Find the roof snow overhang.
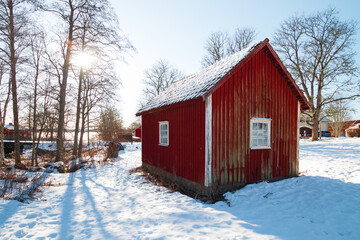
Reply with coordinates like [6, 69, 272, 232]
[137, 38, 310, 116]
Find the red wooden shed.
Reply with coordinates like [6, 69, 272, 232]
[136, 39, 310, 195]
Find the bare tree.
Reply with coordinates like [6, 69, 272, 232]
[202, 31, 229, 67]
[202, 27, 256, 67]
[97, 106, 124, 142]
[28, 29, 45, 166]
[128, 118, 141, 132]
[325, 98, 353, 137]
[273, 8, 359, 141]
[76, 62, 119, 156]
[39, 0, 102, 162]
[0, 0, 31, 167]
[228, 27, 256, 54]
[40, 0, 134, 161]
[0, 61, 11, 165]
[142, 59, 184, 104]
[33, 77, 53, 164]
[71, 2, 134, 157]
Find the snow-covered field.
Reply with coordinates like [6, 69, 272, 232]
[1, 138, 360, 239]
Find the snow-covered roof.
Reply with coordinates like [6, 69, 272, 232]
[5, 125, 14, 130]
[5, 124, 27, 130]
[137, 42, 261, 115]
[321, 116, 331, 122]
[137, 39, 310, 115]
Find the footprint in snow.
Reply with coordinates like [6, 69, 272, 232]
[15, 229, 27, 238]
[28, 222, 36, 228]
[48, 233, 57, 238]
[25, 213, 41, 219]
[192, 224, 201, 229]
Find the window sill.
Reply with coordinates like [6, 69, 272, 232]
[250, 147, 271, 150]
[159, 144, 169, 147]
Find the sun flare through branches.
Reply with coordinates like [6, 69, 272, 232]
[72, 51, 96, 69]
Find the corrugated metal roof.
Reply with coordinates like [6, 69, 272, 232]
[137, 42, 260, 115]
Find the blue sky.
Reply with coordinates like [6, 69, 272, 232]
[110, 0, 360, 126]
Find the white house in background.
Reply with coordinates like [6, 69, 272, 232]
[319, 116, 331, 132]
[299, 114, 331, 137]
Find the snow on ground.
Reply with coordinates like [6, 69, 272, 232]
[1, 138, 360, 239]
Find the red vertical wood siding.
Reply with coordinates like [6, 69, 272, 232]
[211, 48, 299, 186]
[141, 98, 206, 185]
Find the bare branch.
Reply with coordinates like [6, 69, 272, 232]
[273, 7, 359, 141]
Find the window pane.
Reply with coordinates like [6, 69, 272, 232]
[251, 119, 271, 148]
[159, 122, 169, 145]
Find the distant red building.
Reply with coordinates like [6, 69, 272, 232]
[134, 127, 142, 140]
[3, 123, 31, 140]
[136, 39, 310, 195]
[328, 120, 360, 137]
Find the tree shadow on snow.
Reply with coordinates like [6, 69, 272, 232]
[59, 173, 75, 240]
[0, 171, 50, 232]
[300, 143, 360, 156]
[211, 176, 360, 239]
[58, 170, 115, 239]
[0, 198, 22, 230]
[79, 170, 115, 239]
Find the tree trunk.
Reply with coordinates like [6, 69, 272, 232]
[31, 76, 38, 166]
[87, 113, 90, 146]
[311, 112, 320, 141]
[31, 48, 41, 166]
[28, 95, 31, 132]
[73, 67, 84, 157]
[55, 9, 74, 162]
[55, 82, 66, 161]
[50, 117, 54, 141]
[9, 1, 21, 166]
[34, 128, 44, 167]
[78, 116, 86, 158]
[0, 122, 5, 165]
[77, 99, 87, 158]
[0, 75, 11, 166]
[50, 128, 54, 141]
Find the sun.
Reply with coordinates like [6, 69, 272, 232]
[72, 51, 95, 69]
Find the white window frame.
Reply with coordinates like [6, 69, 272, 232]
[159, 121, 169, 146]
[250, 118, 271, 149]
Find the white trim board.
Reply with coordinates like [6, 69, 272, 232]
[204, 95, 212, 187]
